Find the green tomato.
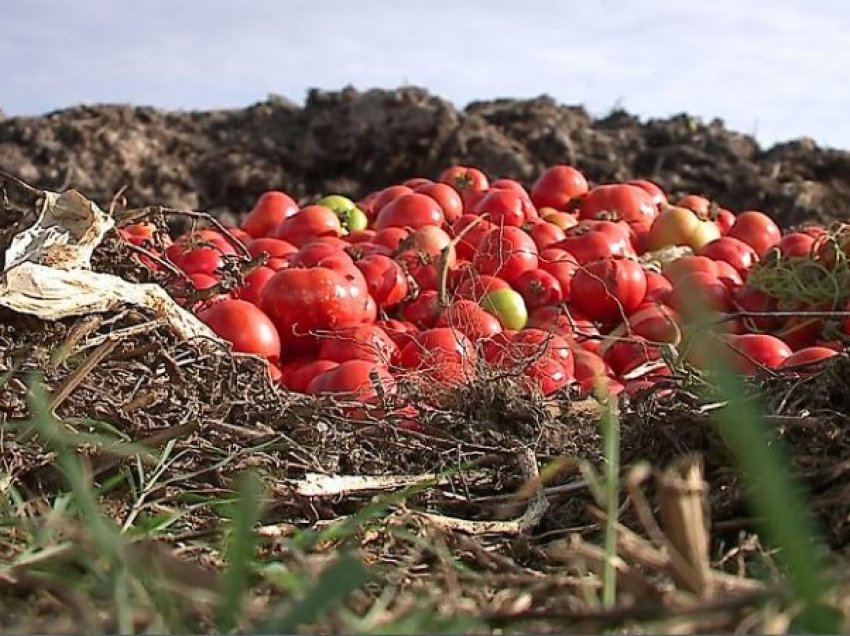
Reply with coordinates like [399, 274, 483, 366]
[480, 289, 528, 331]
[316, 194, 367, 233]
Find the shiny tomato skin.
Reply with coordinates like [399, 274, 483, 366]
[317, 325, 398, 364]
[414, 182, 463, 223]
[677, 194, 711, 216]
[272, 205, 343, 247]
[404, 177, 433, 189]
[355, 254, 409, 310]
[241, 191, 299, 238]
[721, 334, 792, 375]
[398, 328, 476, 371]
[513, 269, 563, 311]
[307, 360, 395, 400]
[373, 185, 414, 213]
[261, 266, 373, 354]
[247, 237, 298, 270]
[401, 290, 443, 329]
[578, 184, 657, 223]
[646, 205, 721, 252]
[570, 257, 648, 324]
[472, 188, 526, 227]
[531, 165, 589, 211]
[779, 346, 838, 371]
[435, 299, 503, 342]
[374, 227, 411, 251]
[234, 265, 277, 306]
[374, 193, 445, 230]
[473, 226, 539, 284]
[527, 220, 567, 251]
[537, 248, 578, 300]
[728, 210, 782, 256]
[698, 237, 759, 276]
[167, 230, 236, 276]
[777, 232, 816, 259]
[451, 214, 496, 261]
[199, 299, 281, 361]
[453, 273, 511, 301]
[524, 356, 571, 395]
[643, 270, 674, 304]
[715, 208, 736, 234]
[627, 179, 668, 210]
[286, 359, 339, 393]
[439, 166, 489, 196]
[670, 272, 731, 319]
[554, 221, 633, 264]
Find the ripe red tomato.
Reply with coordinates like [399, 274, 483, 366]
[272, 205, 343, 247]
[404, 177, 433, 189]
[374, 193, 445, 230]
[733, 285, 780, 332]
[578, 184, 657, 223]
[670, 272, 731, 319]
[234, 265, 276, 306]
[620, 302, 682, 345]
[720, 333, 792, 374]
[526, 305, 599, 347]
[523, 356, 571, 395]
[662, 255, 719, 285]
[573, 348, 612, 393]
[373, 185, 413, 213]
[643, 270, 673, 303]
[472, 188, 526, 227]
[698, 237, 759, 276]
[602, 335, 662, 378]
[166, 230, 236, 276]
[376, 319, 418, 350]
[435, 299, 503, 341]
[199, 299, 281, 361]
[439, 166, 489, 197]
[307, 360, 395, 401]
[527, 220, 566, 251]
[346, 229, 377, 244]
[247, 237, 298, 270]
[317, 325, 398, 364]
[714, 260, 744, 289]
[401, 226, 454, 261]
[401, 290, 443, 328]
[473, 226, 539, 284]
[451, 214, 496, 261]
[531, 165, 589, 211]
[714, 208, 736, 235]
[399, 327, 477, 371]
[570, 257, 648, 324]
[554, 221, 634, 264]
[513, 269, 563, 311]
[677, 194, 710, 216]
[355, 254, 409, 310]
[286, 359, 339, 393]
[415, 182, 463, 223]
[779, 346, 838, 372]
[627, 180, 668, 210]
[537, 248, 578, 300]
[292, 241, 353, 269]
[453, 272, 511, 301]
[728, 211, 781, 256]
[374, 227, 410, 251]
[776, 232, 816, 259]
[261, 266, 373, 354]
[241, 191, 299, 238]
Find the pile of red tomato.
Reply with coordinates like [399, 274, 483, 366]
[120, 164, 850, 405]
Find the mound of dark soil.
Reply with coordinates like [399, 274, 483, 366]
[2, 86, 849, 228]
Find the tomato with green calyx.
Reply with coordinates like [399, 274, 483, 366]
[480, 288, 528, 330]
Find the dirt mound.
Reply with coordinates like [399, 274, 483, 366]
[2, 86, 850, 227]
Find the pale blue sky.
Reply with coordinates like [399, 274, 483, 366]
[3, 0, 850, 149]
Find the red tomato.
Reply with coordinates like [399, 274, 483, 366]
[698, 237, 759, 276]
[602, 336, 662, 378]
[166, 230, 236, 276]
[401, 290, 443, 328]
[399, 327, 477, 371]
[643, 270, 673, 303]
[570, 257, 648, 324]
[524, 356, 571, 395]
[720, 334, 792, 374]
[451, 214, 496, 261]
[490, 178, 529, 195]
[728, 211, 781, 256]
[777, 314, 825, 352]
[415, 182, 463, 223]
[733, 285, 780, 332]
[376, 319, 418, 350]
[473, 227, 539, 284]
[317, 325, 398, 364]
[286, 359, 339, 393]
[714, 208, 736, 235]
[374, 227, 411, 251]
[272, 205, 343, 247]
[714, 260, 744, 289]
[537, 248, 578, 300]
[401, 226, 453, 260]
[404, 177, 433, 189]
[199, 299, 281, 361]
[396, 250, 442, 291]
[662, 255, 718, 285]
[355, 254, 409, 310]
[677, 194, 711, 216]
[670, 272, 731, 319]
[526, 306, 599, 347]
[435, 299, 503, 342]
[241, 191, 299, 238]
[234, 265, 277, 306]
[573, 348, 612, 393]
[347, 242, 392, 259]
[374, 193, 445, 230]
[247, 237, 298, 270]
[453, 272, 511, 301]
[531, 165, 589, 211]
[513, 269, 563, 311]
[554, 221, 634, 264]
[373, 185, 414, 213]
[346, 229, 377, 244]
[619, 302, 682, 345]
[578, 184, 657, 223]
[292, 241, 353, 269]
[627, 179, 668, 210]
[439, 166, 489, 197]
[779, 346, 838, 372]
[307, 360, 395, 401]
[527, 220, 567, 251]
[261, 266, 373, 354]
[776, 232, 816, 259]
[472, 188, 526, 227]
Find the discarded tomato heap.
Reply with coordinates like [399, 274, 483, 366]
[125, 165, 849, 405]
